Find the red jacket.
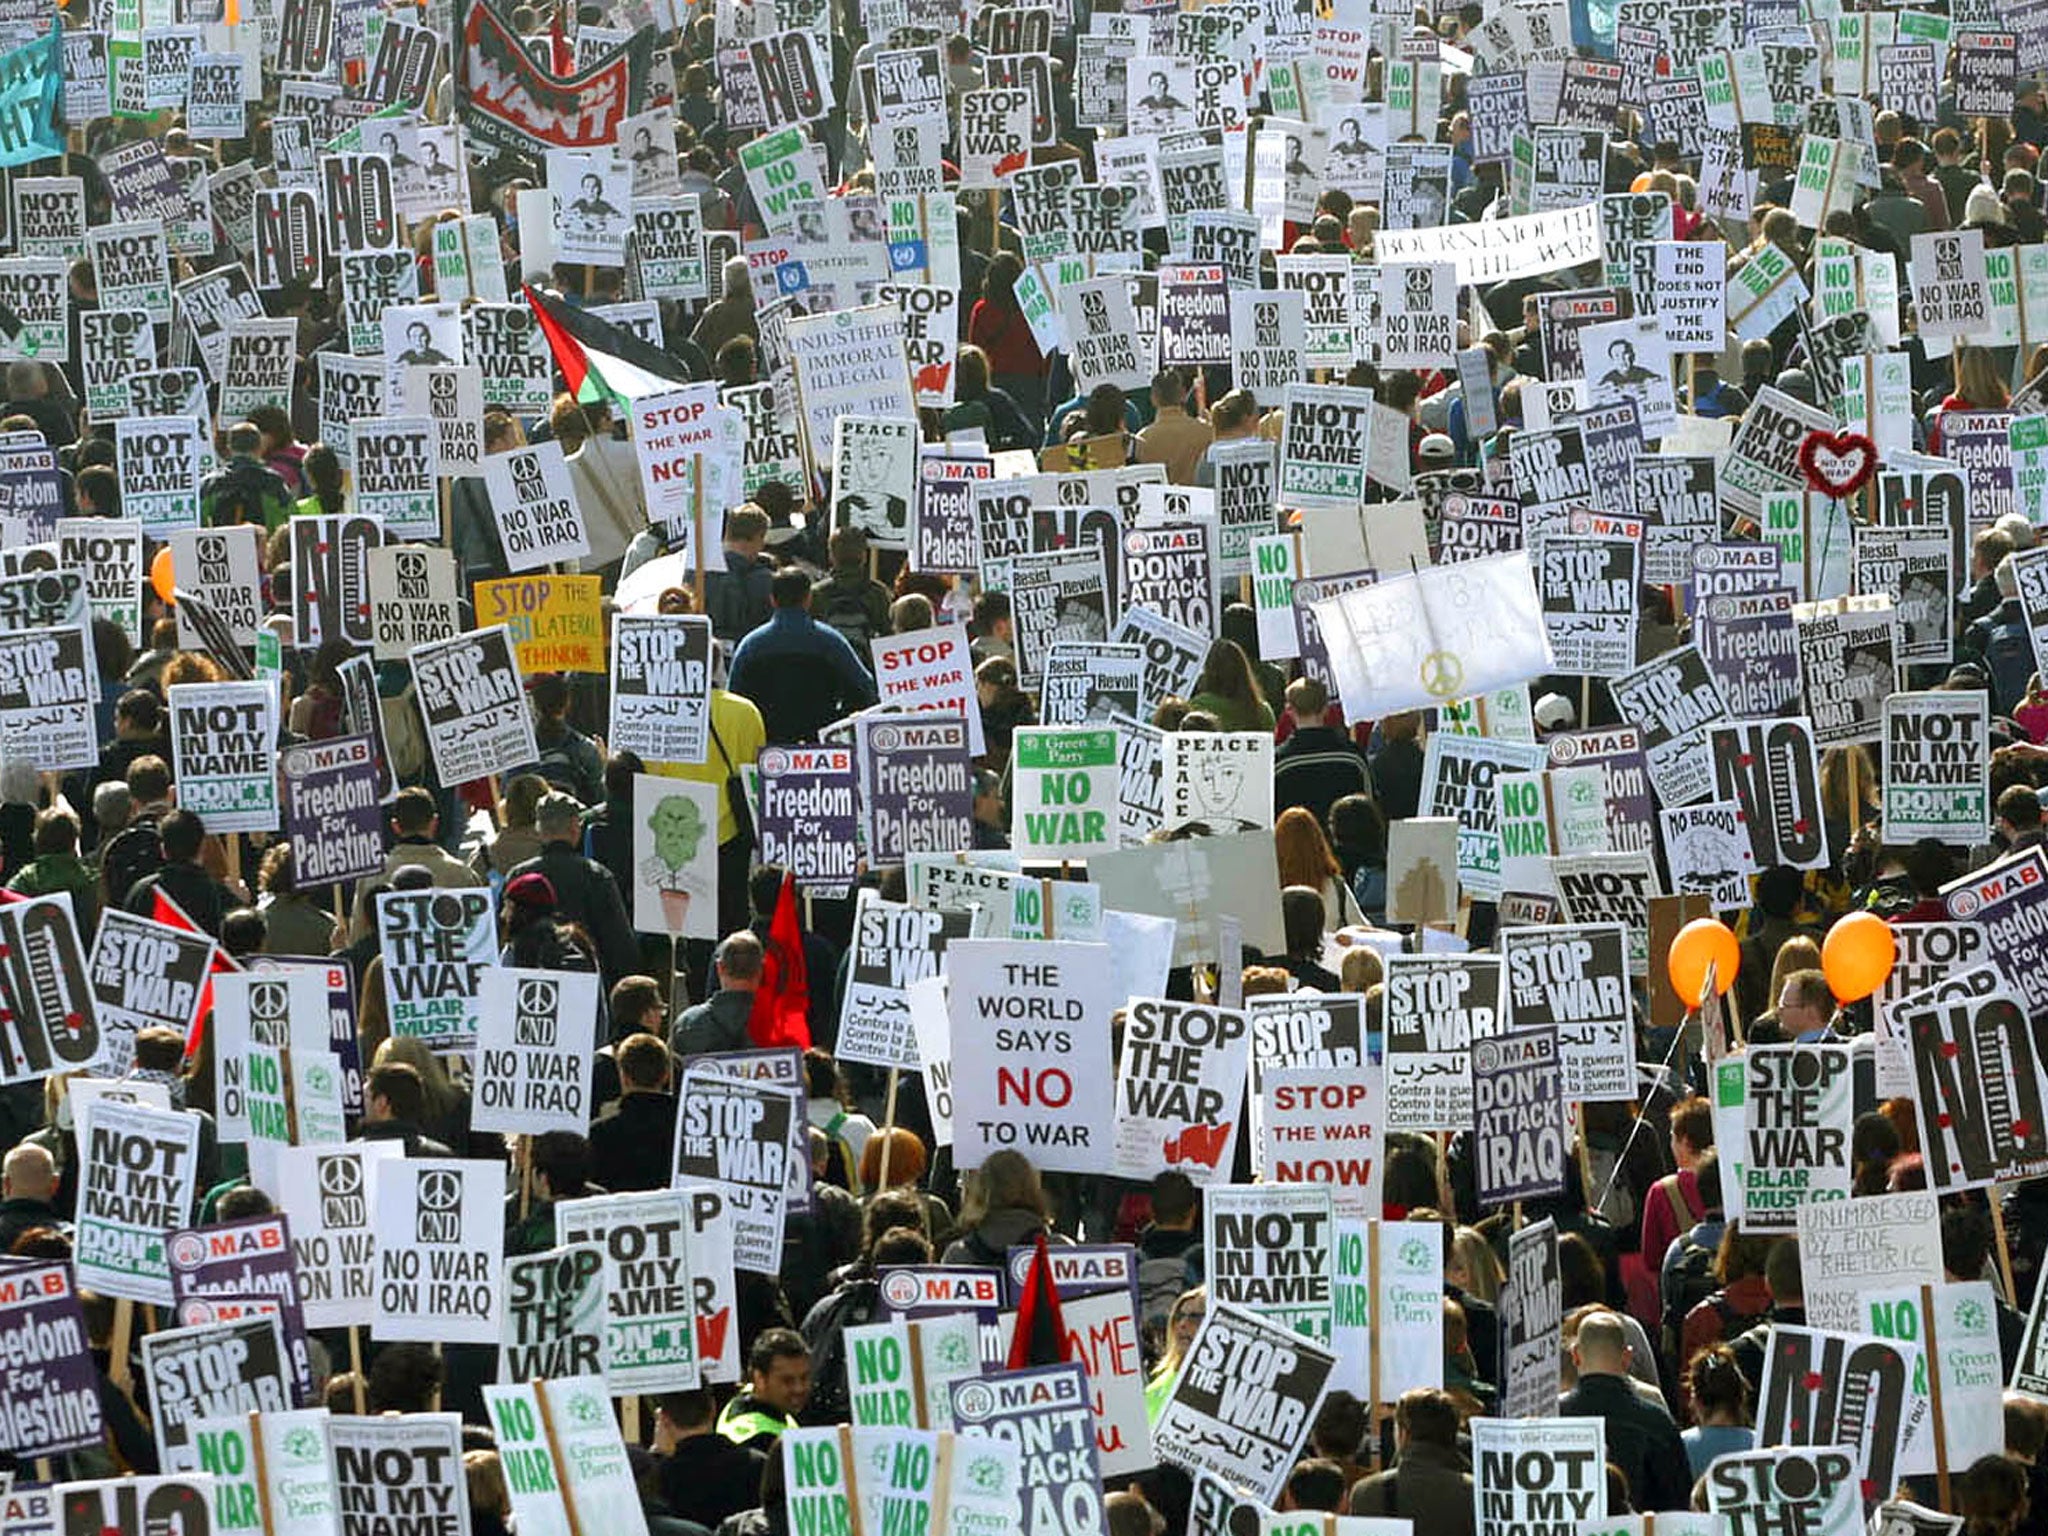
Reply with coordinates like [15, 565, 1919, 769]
[970, 297, 1044, 377]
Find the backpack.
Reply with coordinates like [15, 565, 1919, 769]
[101, 813, 165, 908]
[801, 1276, 880, 1425]
[377, 685, 429, 783]
[816, 582, 878, 665]
[533, 734, 591, 798]
[1659, 1232, 1726, 1370]
[1137, 1253, 1188, 1360]
[1988, 616, 2033, 717]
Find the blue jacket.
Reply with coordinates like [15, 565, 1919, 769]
[728, 608, 879, 743]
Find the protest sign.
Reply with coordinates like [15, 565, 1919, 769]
[115, 415, 203, 532]
[365, 547, 460, 664]
[168, 681, 277, 834]
[1163, 730, 1273, 831]
[1942, 847, 2048, 1017]
[1039, 643, 1144, 727]
[76, 1099, 201, 1303]
[483, 442, 589, 571]
[353, 426, 441, 548]
[1797, 1191, 1941, 1332]
[1279, 385, 1373, 509]
[673, 1066, 796, 1275]
[950, 1363, 1107, 1534]
[0, 1260, 102, 1457]
[607, 613, 712, 763]
[1741, 1044, 1852, 1231]
[855, 714, 974, 864]
[376, 887, 494, 1051]
[871, 628, 984, 755]
[838, 898, 970, 1070]
[1113, 997, 1250, 1183]
[372, 1158, 504, 1344]
[631, 774, 719, 938]
[1755, 1325, 1928, 1490]
[0, 894, 97, 1084]
[1206, 1182, 1335, 1349]
[141, 1315, 292, 1473]
[1257, 1066, 1380, 1219]
[1710, 716, 1828, 870]
[1011, 726, 1119, 860]
[1471, 1418, 1606, 1536]
[1872, 924, 1986, 1097]
[274, 1142, 396, 1330]
[484, 1376, 643, 1536]
[946, 938, 1117, 1174]
[56, 1479, 217, 1536]
[498, 1243, 608, 1383]
[757, 745, 858, 898]
[409, 627, 536, 787]
[1155, 1302, 1335, 1504]
[0, 624, 94, 770]
[471, 968, 599, 1137]
[280, 734, 383, 891]
[1882, 691, 1987, 844]
[1122, 521, 1217, 636]
[1383, 953, 1503, 1131]
[1500, 1220, 1561, 1421]
[1894, 962, 2048, 1191]
[332, 1413, 470, 1536]
[555, 1189, 699, 1393]
[1472, 1027, 1565, 1206]
[88, 909, 214, 1074]
[1863, 1282, 2004, 1473]
[189, 1408, 336, 1536]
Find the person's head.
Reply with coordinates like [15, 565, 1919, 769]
[2008, 1394, 2048, 1465]
[115, 688, 160, 740]
[1284, 675, 1329, 726]
[1282, 885, 1326, 958]
[656, 1387, 718, 1439]
[224, 421, 263, 460]
[1161, 1285, 1207, 1368]
[535, 792, 583, 844]
[1274, 807, 1341, 891]
[828, 525, 870, 571]
[367, 1342, 442, 1413]
[1283, 1459, 1346, 1514]
[771, 566, 812, 610]
[1961, 1453, 2030, 1536]
[1570, 1310, 1630, 1377]
[1311, 1391, 1367, 1461]
[2000, 782, 2044, 838]
[1688, 1343, 1749, 1424]
[1393, 1387, 1459, 1450]
[1669, 1094, 1713, 1168]
[1150, 369, 1188, 412]
[391, 786, 438, 839]
[725, 504, 771, 554]
[713, 931, 764, 991]
[1764, 1233, 1804, 1306]
[1150, 1170, 1197, 1231]
[2, 1142, 56, 1203]
[1775, 968, 1833, 1035]
[959, 1148, 1050, 1227]
[746, 1328, 811, 1415]
[93, 780, 132, 839]
[860, 1127, 928, 1189]
[30, 807, 76, 859]
[364, 1060, 425, 1125]
[1105, 1491, 1164, 1536]
[891, 594, 934, 632]
[1193, 637, 1261, 706]
[1944, 1204, 1997, 1283]
[159, 808, 205, 865]
[1083, 383, 1127, 437]
[615, 1032, 671, 1095]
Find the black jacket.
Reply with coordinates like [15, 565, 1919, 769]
[126, 861, 230, 936]
[509, 843, 639, 984]
[1558, 1371, 1691, 1512]
[590, 1092, 680, 1193]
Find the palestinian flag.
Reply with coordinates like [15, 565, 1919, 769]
[525, 284, 695, 410]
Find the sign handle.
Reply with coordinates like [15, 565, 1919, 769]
[519, 1135, 534, 1224]
[249, 1410, 276, 1536]
[907, 1319, 929, 1430]
[876, 1068, 901, 1191]
[1992, 1182, 2019, 1303]
[349, 1326, 367, 1414]
[1923, 1283, 1952, 1511]
[622, 1395, 641, 1444]
[838, 1423, 865, 1536]
[108, 1299, 133, 1389]
[531, 1379, 584, 1536]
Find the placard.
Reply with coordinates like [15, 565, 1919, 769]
[371, 1159, 505, 1344]
[1153, 1302, 1336, 1505]
[76, 1099, 201, 1304]
[409, 626, 536, 787]
[168, 681, 278, 833]
[376, 887, 495, 1051]
[608, 612, 712, 763]
[673, 1066, 796, 1276]
[472, 968, 599, 1136]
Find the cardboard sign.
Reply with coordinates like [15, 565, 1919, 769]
[1882, 690, 1987, 845]
[372, 1158, 505, 1344]
[483, 1377, 643, 1536]
[1710, 716, 1828, 870]
[1472, 1418, 1606, 1536]
[1153, 1302, 1336, 1505]
[838, 898, 971, 1071]
[189, 1408, 337, 1536]
[141, 1315, 291, 1472]
[87, 909, 214, 1075]
[409, 626, 536, 787]
[1942, 847, 2048, 1018]
[483, 441, 590, 571]
[1012, 726, 1120, 860]
[673, 1066, 796, 1276]
[555, 1189, 700, 1393]
[76, 1099, 201, 1304]
[498, 1242, 609, 1383]
[167, 681, 277, 834]
[0, 1260, 103, 1456]
[631, 774, 719, 938]
[757, 744, 857, 898]
[1741, 1043, 1852, 1231]
[1501, 1220, 1561, 1420]
[1112, 997, 1250, 1184]
[1894, 962, 2048, 1192]
[471, 968, 599, 1136]
[946, 938, 1117, 1174]
[855, 713, 974, 863]
[1473, 1027, 1565, 1206]
[607, 612, 712, 764]
[1257, 1066, 1381, 1220]
[353, 424, 440, 547]
[273, 1143, 397, 1330]
[376, 887, 494, 1051]
[1205, 1182, 1335, 1349]
[1754, 1326, 1927, 1491]
[331, 1414, 471, 1536]
[950, 1363, 1107, 1535]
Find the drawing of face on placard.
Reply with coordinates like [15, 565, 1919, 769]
[384, 305, 459, 370]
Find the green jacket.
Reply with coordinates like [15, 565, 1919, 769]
[717, 1392, 795, 1447]
[10, 851, 98, 934]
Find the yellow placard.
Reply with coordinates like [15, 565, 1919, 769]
[473, 575, 605, 674]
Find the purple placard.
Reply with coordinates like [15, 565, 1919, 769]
[0, 436, 63, 540]
[682, 1047, 814, 1215]
[1472, 1025, 1566, 1206]
[1005, 1242, 1143, 1320]
[250, 954, 363, 1118]
[857, 714, 974, 863]
[949, 1362, 1105, 1532]
[1546, 725, 1656, 856]
[1696, 588, 1801, 718]
[0, 1260, 105, 1455]
[167, 1214, 314, 1405]
[281, 734, 386, 889]
[757, 743, 858, 899]
[1943, 411, 2016, 524]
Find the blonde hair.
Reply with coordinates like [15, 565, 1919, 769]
[1768, 935, 1822, 1009]
[374, 1035, 462, 1126]
[1339, 947, 1384, 992]
[1449, 1226, 1505, 1303]
[956, 1149, 1050, 1229]
[1153, 1284, 1208, 1382]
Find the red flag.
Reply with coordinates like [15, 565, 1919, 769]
[548, 7, 573, 77]
[149, 888, 237, 1055]
[1005, 1232, 1070, 1371]
[748, 871, 811, 1051]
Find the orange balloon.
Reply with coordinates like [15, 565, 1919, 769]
[149, 546, 176, 605]
[1822, 911, 1897, 1002]
[1667, 917, 1739, 1005]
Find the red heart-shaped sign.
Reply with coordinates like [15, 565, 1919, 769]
[1799, 429, 1879, 500]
